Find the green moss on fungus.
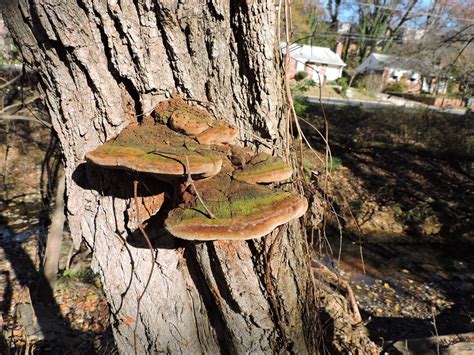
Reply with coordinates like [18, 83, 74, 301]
[233, 153, 293, 184]
[181, 189, 292, 221]
[165, 175, 307, 240]
[85, 120, 223, 178]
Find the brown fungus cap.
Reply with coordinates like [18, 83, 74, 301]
[228, 145, 255, 168]
[152, 95, 195, 124]
[164, 174, 307, 240]
[85, 119, 223, 179]
[232, 152, 293, 184]
[169, 109, 212, 136]
[195, 124, 238, 146]
[153, 97, 238, 145]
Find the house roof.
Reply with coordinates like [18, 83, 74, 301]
[284, 43, 346, 67]
[357, 53, 418, 73]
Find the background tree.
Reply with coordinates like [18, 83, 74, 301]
[388, 0, 474, 94]
[287, 0, 339, 48]
[2, 0, 375, 353]
[356, 0, 419, 59]
[327, 0, 342, 29]
[287, 0, 323, 42]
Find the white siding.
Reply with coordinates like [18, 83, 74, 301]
[310, 64, 343, 82]
[296, 61, 305, 72]
[325, 65, 342, 81]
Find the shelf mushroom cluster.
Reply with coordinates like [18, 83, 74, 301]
[86, 96, 308, 241]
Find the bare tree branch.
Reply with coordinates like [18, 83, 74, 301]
[0, 94, 41, 113]
[0, 114, 52, 128]
[0, 73, 22, 90]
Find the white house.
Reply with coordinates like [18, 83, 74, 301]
[357, 53, 413, 75]
[356, 53, 423, 93]
[284, 43, 346, 83]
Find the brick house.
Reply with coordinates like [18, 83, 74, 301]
[356, 53, 423, 93]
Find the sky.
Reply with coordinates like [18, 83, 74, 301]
[321, 0, 437, 25]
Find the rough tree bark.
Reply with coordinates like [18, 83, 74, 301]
[43, 173, 65, 288]
[3, 1, 374, 354]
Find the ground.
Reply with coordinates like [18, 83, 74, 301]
[305, 84, 382, 101]
[302, 104, 473, 352]
[320, 147, 473, 347]
[0, 122, 114, 353]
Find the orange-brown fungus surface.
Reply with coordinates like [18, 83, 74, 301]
[153, 96, 237, 145]
[233, 152, 293, 184]
[85, 118, 223, 179]
[165, 174, 307, 240]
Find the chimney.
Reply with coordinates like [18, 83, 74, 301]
[335, 41, 344, 57]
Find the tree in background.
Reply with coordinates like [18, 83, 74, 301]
[327, 0, 342, 29]
[287, 0, 324, 42]
[388, 0, 474, 95]
[284, 0, 340, 48]
[356, 0, 419, 60]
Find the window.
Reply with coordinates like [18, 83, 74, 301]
[391, 69, 401, 81]
[409, 72, 419, 83]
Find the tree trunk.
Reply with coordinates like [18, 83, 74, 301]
[3, 1, 318, 353]
[43, 173, 65, 289]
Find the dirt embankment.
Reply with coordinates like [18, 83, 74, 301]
[303, 104, 474, 352]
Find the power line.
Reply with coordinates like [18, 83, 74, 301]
[351, 1, 474, 23]
[294, 31, 471, 45]
[295, 0, 474, 23]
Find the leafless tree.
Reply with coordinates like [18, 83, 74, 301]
[327, 0, 342, 28]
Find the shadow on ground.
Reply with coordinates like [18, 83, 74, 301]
[303, 104, 474, 351]
[0, 236, 116, 353]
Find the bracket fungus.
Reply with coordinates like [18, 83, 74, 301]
[164, 174, 308, 240]
[85, 97, 308, 241]
[232, 152, 293, 184]
[153, 95, 238, 145]
[85, 118, 223, 179]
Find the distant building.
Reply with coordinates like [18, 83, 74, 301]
[284, 43, 346, 84]
[357, 53, 449, 94]
[357, 53, 424, 93]
[397, 28, 426, 42]
[336, 23, 360, 59]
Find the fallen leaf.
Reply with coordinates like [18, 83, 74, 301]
[86, 294, 98, 302]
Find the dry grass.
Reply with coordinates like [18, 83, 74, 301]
[305, 85, 383, 102]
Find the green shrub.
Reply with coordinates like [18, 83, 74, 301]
[383, 81, 408, 93]
[292, 79, 317, 96]
[337, 77, 349, 90]
[336, 77, 349, 96]
[295, 71, 309, 81]
[291, 78, 316, 116]
[61, 267, 100, 286]
[293, 95, 309, 116]
[351, 75, 364, 89]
